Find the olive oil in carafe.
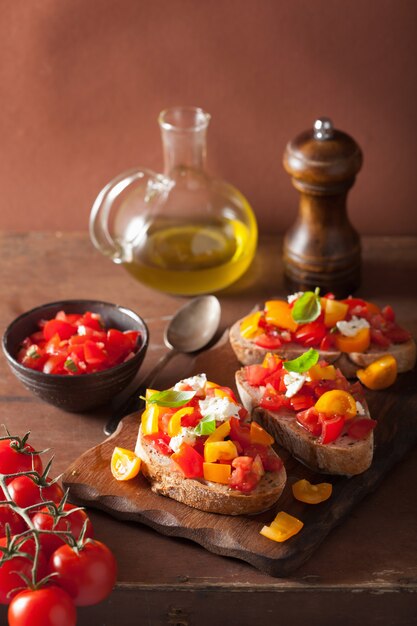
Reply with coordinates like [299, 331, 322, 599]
[124, 216, 256, 295]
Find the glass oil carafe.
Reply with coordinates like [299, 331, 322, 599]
[89, 106, 257, 295]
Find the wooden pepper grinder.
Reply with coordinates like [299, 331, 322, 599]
[282, 118, 363, 298]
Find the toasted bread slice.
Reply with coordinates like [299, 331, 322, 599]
[235, 370, 374, 476]
[135, 426, 287, 516]
[230, 318, 416, 377]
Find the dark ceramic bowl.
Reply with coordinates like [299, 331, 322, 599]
[2, 300, 149, 412]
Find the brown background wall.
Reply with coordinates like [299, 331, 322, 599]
[0, 0, 416, 235]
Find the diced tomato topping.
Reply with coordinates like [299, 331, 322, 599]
[384, 326, 411, 343]
[229, 417, 252, 449]
[290, 393, 315, 411]
[319, 334, 335, 351]
[229, 456, 260, 493]
[83, 340, 107, 365]
[43, 354, 67, 375]
[381, 305, 395, 323]
[244, 364, 270, 386]
[320, 414, 345, 444]
[254, 333, 282, 349]
[43, 319, 75, 341]
[260, 387, 291, 411]
[145, 433, 171, 456]
[347, 418, 377, 440]
[180, 409, 202, 428]
[244, 444, 283, 473]
[370, 328, 391, 347]
[171, 443, 204, 478]
[296, 407, 322, 437]
[294, 321, 327, 347]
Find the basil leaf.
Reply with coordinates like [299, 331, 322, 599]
[146, 389, 196, 407]
[283, 349, 319, 373]
[194, 414, 216, 436]
[291, 289, 321, 324]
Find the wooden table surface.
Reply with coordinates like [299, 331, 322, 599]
[0, 232, 416, 626]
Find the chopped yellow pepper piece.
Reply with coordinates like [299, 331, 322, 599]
[141, 404, 160, 435]
[203, 462, 231, 484]
[315, 389, 357, 420]
[260, 511, 303, 543]
[205, 420, 231, 444]
[240, 311, 263, 339]
[204, 440, 238, 463]
[357, 354, 397, 390]
[167, 407, 195, 437]
[264, 300, 298, 332]
[292, 479, 332, 504]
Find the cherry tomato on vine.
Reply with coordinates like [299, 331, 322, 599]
[0, 537, 47, 605]
[48, 539, 117, 606]
[0, 505, 26, 537]
[8, 476, 64, 511]
[32, 503, 94, 557]
[0, 439, 43, 477]
[8, 585, 76, 626]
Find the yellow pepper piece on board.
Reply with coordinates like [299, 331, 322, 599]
[240, 311, 263, 339]
[292, 479, 332, 504]
[111, 447, 141, 481]
[203, 462, 231, 484]
[250, 421, 274, 446]
[308, 364, 337, 381]
[206, 420, 231, 444]
[260, 511, 303, 543]
[264, 300, 298, 332]
[334, 327, 371, 353]
[322, 298, 349, 328]
[141, 404, 160, 435]
[357, 355, 398, 390]
[315, 389, 357, 419]
[167, 407, 195, 437]
[204, 440, 238, 463]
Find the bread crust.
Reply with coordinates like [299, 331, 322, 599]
[135, 426, 287, 515]
[229, 318, 416, 377]
[235, 370, 374, 476]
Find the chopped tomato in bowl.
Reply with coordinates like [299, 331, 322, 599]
[2, 300, 149, 412]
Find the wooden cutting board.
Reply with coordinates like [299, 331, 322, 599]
[62, 332, 417, 577]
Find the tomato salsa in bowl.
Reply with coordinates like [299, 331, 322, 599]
[2, 300, 149, 412]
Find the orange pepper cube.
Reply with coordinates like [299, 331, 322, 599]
[250, 421, 274, 446]
[203, 462, 231, 484]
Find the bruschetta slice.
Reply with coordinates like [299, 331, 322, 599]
[235, 350, 377, 476]
[134, 374, 286, 515]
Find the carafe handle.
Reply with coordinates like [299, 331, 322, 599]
[89, 167, 169, 263]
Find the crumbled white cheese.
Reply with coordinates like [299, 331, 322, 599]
[284, 372, 307, 398]
[336, 316, 370, 337]
[169, 427, 197, 453]
[287, 291, 304, 304]
[198, 396, 240, 422]
[173, 373, 207, 396]
[355, 401, 366, 415]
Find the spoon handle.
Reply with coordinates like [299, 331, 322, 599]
[103, 350, 175, 436]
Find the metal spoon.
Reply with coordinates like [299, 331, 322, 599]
[103, 295, 222, 436]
